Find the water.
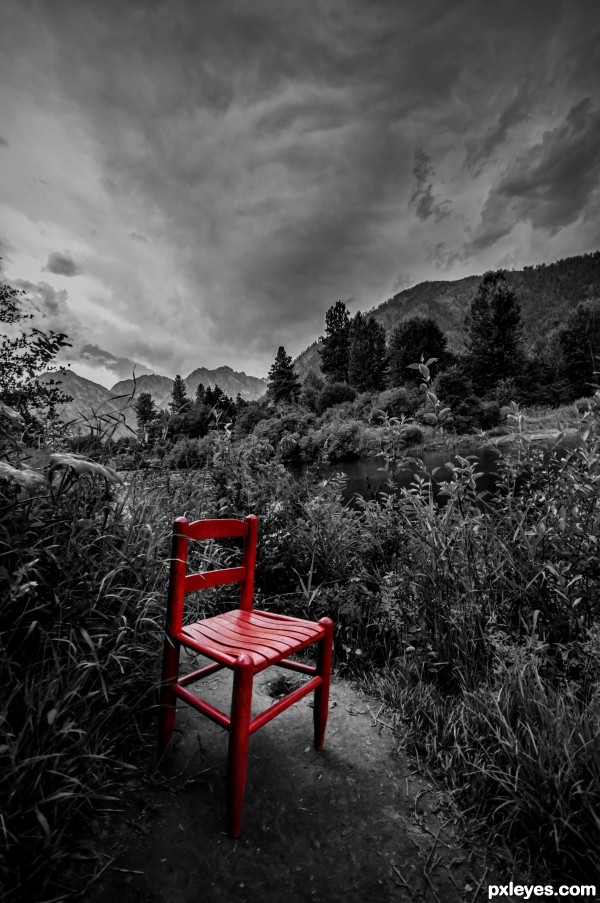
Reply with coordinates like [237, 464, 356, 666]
[288, 444, 502, 503]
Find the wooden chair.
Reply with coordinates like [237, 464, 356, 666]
[157, 514, 334, 837]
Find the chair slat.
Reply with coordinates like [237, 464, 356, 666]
[185, 567, 245, 593]
[180, 518, 249, 540]
[183, 622, 280, 661]
[197, 621, 292, 655]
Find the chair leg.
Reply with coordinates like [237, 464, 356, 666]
[157, 635, 180, 757]
[226, 654, 254, 837]
[314, 617, 334, 751]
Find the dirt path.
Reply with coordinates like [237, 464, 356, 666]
[86, 668, 513, 903]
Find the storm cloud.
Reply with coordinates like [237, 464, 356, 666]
[79, 344, 154, 382]
[1, 0, 599, 385]
[409, 149, 452, 223]
[44, 251, 81, 277]
[466, 98, 600, 254]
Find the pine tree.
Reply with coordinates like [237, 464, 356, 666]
[388, 316, 449, 386]
[169, 374, 191, 414]
[319, 300, 351, 383]
[465, 271, 524, 393]
[134, 392, 157, 444]
[558, 300, 600, 398]
[267, 346, 301, 404]
[347, 313, 388, 392]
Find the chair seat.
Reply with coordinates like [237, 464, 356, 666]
[180, 609, 326, 670]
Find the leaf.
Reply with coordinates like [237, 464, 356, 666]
[406, 363, 421, 371]
[0, 462, 48, 490]
[0, 399, 24, 424]
[418, 364, 430, 379]
[422, 413, 438, 424]
[35, 808, 51, 839]
[48, 453, 122, 484]
[425, 357, 438, 367]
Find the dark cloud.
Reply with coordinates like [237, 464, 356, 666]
[14, 279, 70, 319]
[466, 98, 600, 254]
[464, 83, 533, 173]
[427, 242, 461, 272]
[409, 149, 452, 223]
[0, 135, 9, 148]
[43, 251, 81, 277]
[79, 343, 153, 380]
[2, 0, 600, 378]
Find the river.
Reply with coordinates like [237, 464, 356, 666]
[288, 444, 503, 503]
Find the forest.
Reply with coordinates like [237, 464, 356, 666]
[102, 263, 600, 473]
[1, 263, 600, 900]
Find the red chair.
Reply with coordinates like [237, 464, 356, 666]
[157, 514, 333, 837]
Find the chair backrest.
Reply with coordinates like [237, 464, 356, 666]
[165, 515, 258, 635]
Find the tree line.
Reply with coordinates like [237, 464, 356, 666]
[267, 270, 600, 430]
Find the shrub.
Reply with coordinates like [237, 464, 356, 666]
[375, 386, 422, 419]
[315, 381, 356, 415]
[399, 425, 425, 445]
[162, 436, 207, 469]
[319, 419, 363, 462]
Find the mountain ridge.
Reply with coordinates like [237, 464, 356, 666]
[111, 365, 267, 406]
[41, 251, 600, 425]
[40, 364, 267, 438]
[293, 250, 600, 380]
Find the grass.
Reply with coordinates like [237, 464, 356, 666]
[2, 410, 600, 898]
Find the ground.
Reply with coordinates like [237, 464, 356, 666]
[84, 665, 524, 903]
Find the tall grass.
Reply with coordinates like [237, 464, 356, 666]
[2, 407, 599, 897]
[0, 456, 218, 900]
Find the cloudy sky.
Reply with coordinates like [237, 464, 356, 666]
[1, 0, 599, 388]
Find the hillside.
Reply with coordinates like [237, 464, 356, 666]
[110, 374, 175, 409]
[39, 369, 137, 439]
[294, 251, 600, 378]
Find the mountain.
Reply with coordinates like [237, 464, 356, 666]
[184, 366, 267, 402]
[110, 374, 175, 409]
[294, 251, 600, 378]
[111, 366, 266, 406]
[39, 369, 137, 439]
[38, 363, 267, 439]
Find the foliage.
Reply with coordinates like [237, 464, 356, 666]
[388, 315, 449, 387]
[315, 380, 356, 415]
[134, 391, 157, 443]
[347, 312, 388, 393]
[319, 300, 351, 383]
[169, 374, 191, 414]
[162, 436, 208, 469]
[557, 299, 600, 399]
[300, 368, 324, 413]
[465, 270, 524, 394]
[0, 276, 72, 419]
[233, 400, 270, 438]
[267, 346, 301, 404]
[374, 386, 423, 419]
